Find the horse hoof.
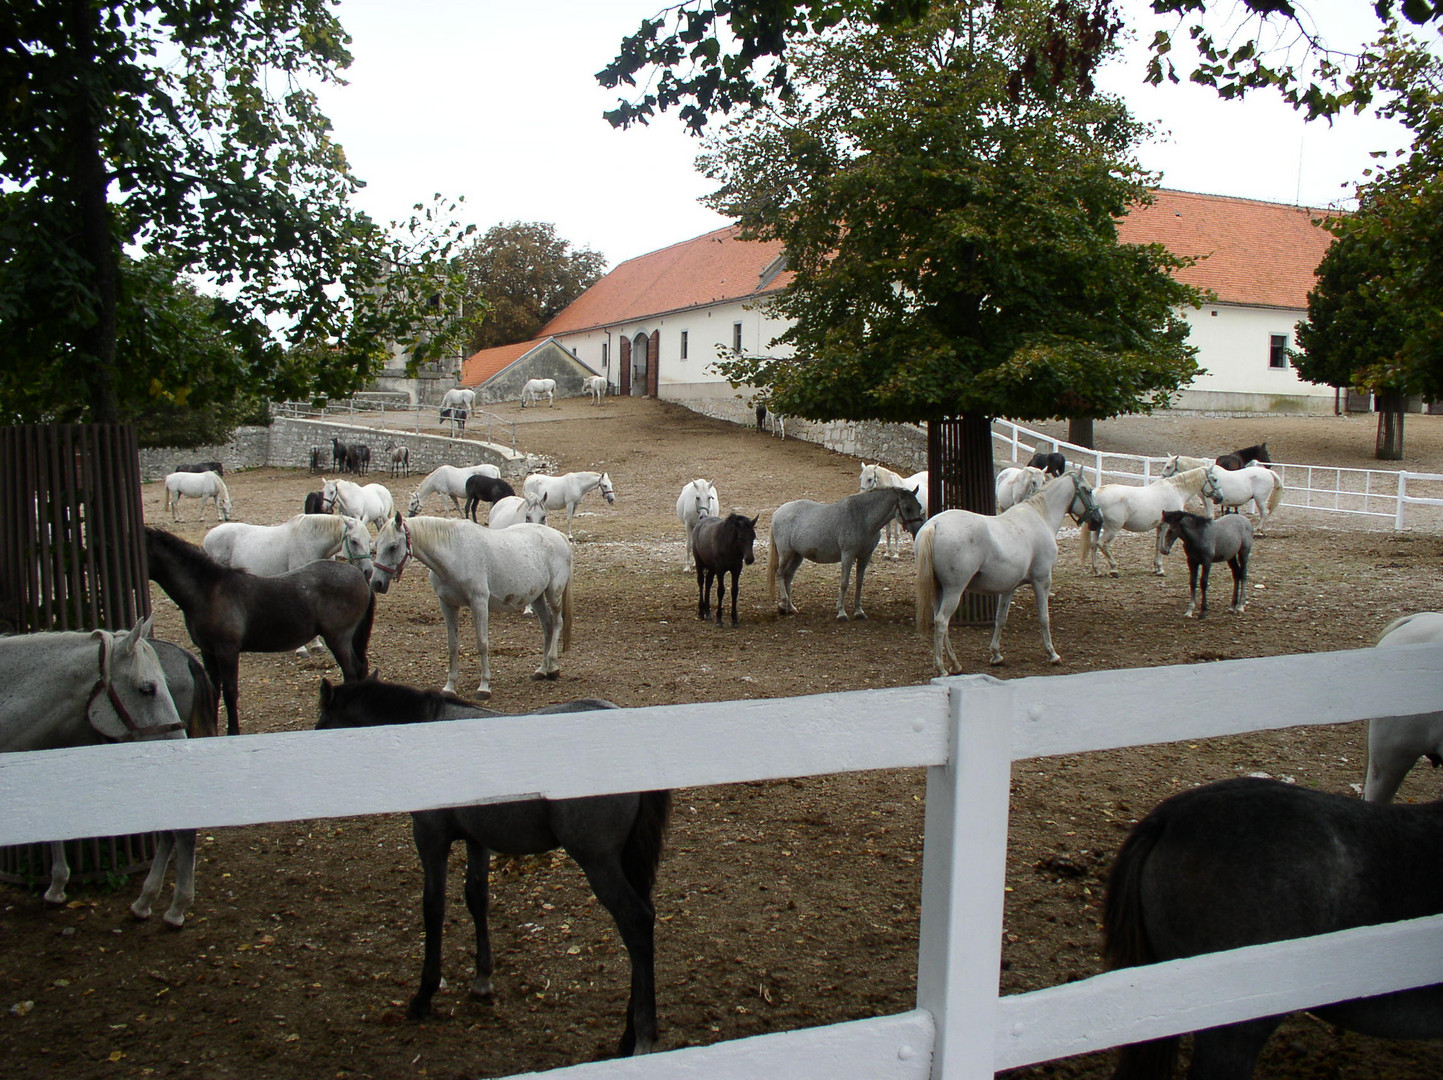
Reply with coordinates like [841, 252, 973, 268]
[854, 611, 868, 621]
[162, 912, 186, 930]
[469, 978, 494, 1001]
[988, 656, 1004, 666]
[836, 613, 848, 622]
[1109, 570, 1119, 579]
[473, 688, 492, 700]
[1048, 654, 1062, 665]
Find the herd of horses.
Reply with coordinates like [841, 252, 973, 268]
[8, 428, 1443, 1075]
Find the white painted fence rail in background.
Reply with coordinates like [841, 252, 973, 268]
[994, 419, 1443, 530]
[3, 644, 1441, 1080]
[272, 399, 521, 451]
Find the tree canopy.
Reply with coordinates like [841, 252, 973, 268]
[460, 223, 607, 353]
[698, 5, 1203, 429]
[0, 0, 474, 428]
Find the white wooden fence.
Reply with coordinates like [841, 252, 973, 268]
[3, 643, 1441, 1079]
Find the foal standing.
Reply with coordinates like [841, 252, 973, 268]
[1160, 509, 1253, 618]
[692, 513, 759, 626]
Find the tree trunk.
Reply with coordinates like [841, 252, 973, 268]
[1375, 390, 1406, 460]
[1068, 416, 1095, 449]
[927, 414, 996, 625]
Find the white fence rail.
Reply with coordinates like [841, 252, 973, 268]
[273, 399, 520, 451]
[4, 643, 1441, 1079]
[995, 419, 1443, 530]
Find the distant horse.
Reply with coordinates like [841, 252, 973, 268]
[520, 377, 557, 408]
[1080, 467, 1216, 577]
[523, 471, 616, 539]
[858, 464, 929, 559]
[410, 463, 501, 516]
[463, 473, 516, 522]
[487, 493, 548, 529]
[1104, 776, 1443, 1079]
[1026, 450, 1066, 477]
[440, 406, 468, 436]
[0, 618, 199, 927]
[175, 459, 223, 477]
[314, 675, 671, 1054]
[1159, 509, 1253, 618]
[675, 479, 721, 570]
[769, 486, 925, 621]
[756, 403, 786, 438]
[203, 512, 374, 580]
[145, 526, 374, 735]
[331, 437, 365, 474]
[916, 471, 1100, 674]
[351, 443, 371, 476]
[303, 491, 326, 514]
[995, 465, 1047, 512]
[1215, 441, 1272, 471]
[369, 514, 573, 698]
[439, 387, 475, 422]
[308, 446, 325, 474]
[385, 441, 411, 477]
[692, 513, 759, 626]
[1200, 463, 1284, 532]
[164, 470, 231, 522]
[321, 477, 395, 529]
[1364, 612, 1443, 803]
[584, 374, 607, 405]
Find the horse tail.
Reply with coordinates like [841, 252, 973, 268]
[915, 525, 936, 632]
[559, 578, 573, 652]
[1079, 518, 1095, 564]
[622, 790, 673, 900]
[766, 533, 779, 601]
[185, 653, 220, 739]
[1102, 809, 1181, 1080]
[1266, 472, 1284, 514]
[353, 590, 376, 676]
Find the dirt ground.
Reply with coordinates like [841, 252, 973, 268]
[3, 399, 1443, 1080]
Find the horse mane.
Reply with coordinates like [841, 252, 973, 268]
[213, 476, 229, 498]
[292, 512, 339, 539]
[144, 526, 232, 586]
[330, 675, 489, 723]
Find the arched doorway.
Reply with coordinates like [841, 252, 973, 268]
[630, 332, 650, 396]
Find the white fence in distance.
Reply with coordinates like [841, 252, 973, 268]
[995, 419, 1443, 530]
[4, 643, 1441, 1079]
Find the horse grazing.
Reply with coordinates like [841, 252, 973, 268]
[203, 512, 374, 580]
[164, 470, 231, 522]
[523, 471, 616, 540]
[487, 492, 548, 529]
[520, 377, 557, 408]
[463, 473, 516, 522]
[0, 618, 201, 927]
[369, 514, 573, 698]
[439, 387, 475, 422]
[584, 374, 607, 404]
[916, 471, 1100, 675]
[1364, 612, 1443, 803]
[995, 465, 1047, 512]
[1201, 463, 1285, 532]
[675, 479, 720, 570]
[175, 459, 223, 477]
[1104, 776, 1443, 1079]
[1160, 509, 1253, 618]
[1026, 450, 1066, 477]
[769, 486, 926, 621]
[409, 463, 501, 515]
[693, 513, 759, 626]
[385, 441, 411, 477]
[321, 477, 395, 529]
[1215, 441, 1272, 471]
[858, 464, 930, 559]
[1080, 467, 1215, 577]
[314, 675, 671, 1054]
[145, 526, 374, 735]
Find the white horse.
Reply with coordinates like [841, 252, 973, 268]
[1202, 462, 1284, 531]
[487, 492, 548, 529]
[368, 515, 573, 698]
[203, 513, 374, 578]
[916, 471, 1100, 675]
[0, 617, 199, 927]
[1364, 612, 1443, 803]
[676, 479, 720, 570]
[584, 375, 607, 405]
[520, 378, 557, 408]
[321, 478, 395, 529]
[858, 463, 929, 559]
[164, 470, 231, 522]
[1080, 467, 1217, 577]
[409, 463, 502, 516]
[523, 471, 616, 539]
[995, 466, 1048, 512]
[439, 387, 475, 416]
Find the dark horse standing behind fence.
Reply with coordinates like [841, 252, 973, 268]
[145, 526, 374, 735]
[315, 674, 672, 1056]
[1215, 441, 1271, 471]
[692, 512, 759, 626]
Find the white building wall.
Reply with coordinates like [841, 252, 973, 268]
[1172, 303, 1335, 412]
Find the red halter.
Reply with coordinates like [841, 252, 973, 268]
[87, 636, 186, 741]
[372, 517, 413, 580]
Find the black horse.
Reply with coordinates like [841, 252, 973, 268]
[303, 491, 326, 514]
[314, 674, 671, 1056]
[1027, 450, 1067, 477]
[145, 526, 374, 735]
[1105, 776, 1443, 1079]
[440, 406, 468, 436]
[352, 443, 371, 475]
[1215, 441, 1272, 471]
[308, 446, 325, 474]
[1160, 509, 1252, 618]
[692, 512, 759, 626]
[176, 459, 223, 477]
[463, 473, 516, 521]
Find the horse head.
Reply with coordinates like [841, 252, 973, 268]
[1066, 471, 1104, 529]
[598, 473, 616, 505]
[1201, 466, 1226, 504]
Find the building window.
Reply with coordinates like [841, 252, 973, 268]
[680, 330, 688, 360]
[601, 342, 609, 368]
[1269, 334, 1288, 369]
[733, 322, 743, 353]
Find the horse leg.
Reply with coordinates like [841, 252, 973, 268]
[44, 841, 70, 905]
[1197, 559, 1213, 618]
[696, 565, 710, 620]
[1187, 1017, 1282, 1080]
[728, 568, 740, 627]
[1152, 523, 1168, 576]
[987, 588, 1017, 665]
[713, 569, 726, 626]
[835, 554, 855, 620]
[851, 550, 875, 620]
[575, 855, 658, 1055]
[530, 593, 561, 680]
[462, 840, 496, 999]
[208, 652, 242, 736]
[437, 601, 468, 696]
[933, 582, 967, 676]
[471, 601, 494, 698]
[1099, 526, 1121, 577]
[409, 821, 451, 1020]
[1032, 576, 1061, 665]
[131, 829, 195, 928]
[1183, 559, 1200, 618]
[777, 552, 803, 615]
[1229, 551, 1248, 613]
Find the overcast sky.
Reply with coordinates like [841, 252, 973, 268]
[314, 1, 1422, 269]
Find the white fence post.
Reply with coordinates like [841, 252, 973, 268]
[1397, 472, 1408, 530]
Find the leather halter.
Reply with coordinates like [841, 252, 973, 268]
[372, 517, 413, 580]
[87, 637, 186, 741]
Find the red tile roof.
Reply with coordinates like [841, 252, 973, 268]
[540, 226, 793, 336]
[1115, 189, 1337, 309]
[460, 338, 548, 388]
